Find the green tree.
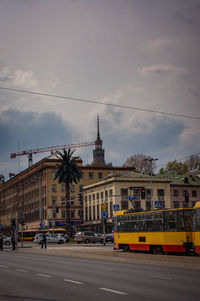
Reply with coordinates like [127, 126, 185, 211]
[166, 160, 188, 175]
[54, 148, 81, 236]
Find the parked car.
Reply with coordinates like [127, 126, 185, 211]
[2, 235, 11, 246]
[74, 231, 103, 244]
[105, 233, 114, 243]
[33, 233, 66, 244]
[56, 233, 70, 243]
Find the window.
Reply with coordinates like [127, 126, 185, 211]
[173, 190, 179, 197]
[52, 171, 56, 179]
[71, 211, 75, 218]
[93, 193, 95, 200]
[52, 184, 57, 192]
[173, 201, 179, 208]
[80, 172, 83, 179]
[110, 202, 113, 218]
[71, 200, 74, 206]
[89, 172, 93, 179]
[192, 190, 197, 197]
[52, 198, 56, 205]
[61, 197, 65, 205]
[61, 210, 66, 219]
[89, 194, 91, 201]
[85, 195, 87, 202]
[97, 204, 99, 219]
[101, 191, 104, 199]
[70, 185, 75, 192]
[146, 201, 151, 211]
[121, 188, 128, 196]
[79, 185, 83, 192]
[98, 172, 102, 179]
[97, 192, 99, 200]
[93, 205, 95, 220]
[121, 200, 128, 210]
[61, 185, 65, 192]
[157, 189, 164, 196]
[109, 189, 113, 196]
[89, 206, 91, 220]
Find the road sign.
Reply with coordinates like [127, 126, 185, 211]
[127, 196, 137, 200]
[155, 201, 162, 209]
[101, 211, 107, 218]
[101, 204, 107, 211]
[113, 204, 120, 211]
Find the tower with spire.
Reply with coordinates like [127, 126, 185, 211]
[93, 116, 105, 166]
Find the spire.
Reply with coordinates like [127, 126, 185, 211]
[97, 115, 100, 140]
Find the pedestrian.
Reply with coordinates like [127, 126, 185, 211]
[0, 234, 3, 251]
[41, 232, 47, 249]
[11, 236, 16, 251]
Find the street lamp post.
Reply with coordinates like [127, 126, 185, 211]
[145, 158, 158, 210]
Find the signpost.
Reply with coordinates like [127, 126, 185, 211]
[154, 201, 162, 209]
[113, 204, 120, 211]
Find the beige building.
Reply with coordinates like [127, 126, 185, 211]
[0, 155, 134, 233]
[81, 172, 171, 233]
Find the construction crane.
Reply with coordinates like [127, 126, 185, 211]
[10, 141, 95, 167]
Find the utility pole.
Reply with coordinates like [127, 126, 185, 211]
[145, 158, 158, 210]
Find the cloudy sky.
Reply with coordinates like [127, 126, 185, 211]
[0, 0, 200, 179]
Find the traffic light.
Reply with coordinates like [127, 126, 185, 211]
[185, 193, 189, 203]
[10, 217, 16, 227]
[141, 188, 146, 199]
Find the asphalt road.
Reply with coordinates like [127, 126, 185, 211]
[0, 251, 200, 301]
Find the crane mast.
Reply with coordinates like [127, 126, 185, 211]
[10, 141, 95, 167]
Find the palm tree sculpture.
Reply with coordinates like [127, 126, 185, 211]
[54, 148, 81, 236]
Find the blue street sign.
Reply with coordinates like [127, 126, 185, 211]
[155, 201, 162, 209]
[127, 196, 137, 200]
[113, 204, 120, 211]
[102, 211, 108, 218]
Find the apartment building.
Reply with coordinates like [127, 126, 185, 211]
[81, 172, 171, 233]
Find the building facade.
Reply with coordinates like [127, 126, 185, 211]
[0, 155, 133, 234]
[81, 172, 171, 233]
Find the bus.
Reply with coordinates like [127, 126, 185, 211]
[18, 228, 66, 241]
[193, 201, 200, 254]
[113, 207, 194, 254]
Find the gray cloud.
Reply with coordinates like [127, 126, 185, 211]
[0, 109, 74, 176]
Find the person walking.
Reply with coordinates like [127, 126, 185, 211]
[0, 234, 3, 251]
[41, 232, 47, 249]
[11, 236, 16, 251]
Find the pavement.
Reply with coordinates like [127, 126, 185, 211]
[2, 242, 200, 269]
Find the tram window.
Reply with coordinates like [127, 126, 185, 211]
[145, 220, 154, 231]
[177, 211, 185, 231]
[184, 210, 193, 232]
[164, 211, 177, 231]
[154, 219, 163, 231]
[195, 209, 200, 230]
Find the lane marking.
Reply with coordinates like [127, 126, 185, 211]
[0, 265, 8, 268]
[147, 274, 172, 280]
[16, 268, 27, 273]
[37, 273, 52, 278]
[64, 279, 83, 285]
[100, 288, 127, 295]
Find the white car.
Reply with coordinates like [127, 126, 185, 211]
[33, 233, 66, 244]
[3, 235, 11, 246]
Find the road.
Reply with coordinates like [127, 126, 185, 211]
[0, 250, 200, 301]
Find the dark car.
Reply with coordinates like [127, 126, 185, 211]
[74, 231, 103, 244]
[105, 233, 114, 243]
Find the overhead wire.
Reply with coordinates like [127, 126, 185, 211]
[0, 86, 200, 120]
